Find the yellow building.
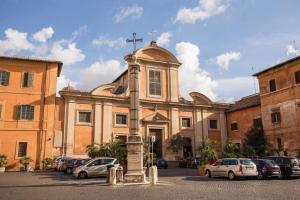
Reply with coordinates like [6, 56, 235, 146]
[0, 56, 62, 170]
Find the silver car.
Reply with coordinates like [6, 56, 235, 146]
[73, 157, 119, 179]
[205, 158, 258, 180]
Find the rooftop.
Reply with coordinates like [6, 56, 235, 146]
[0, 55, 63, 76]
[227, 93, 261, 112]
[253, 55, 300, 76]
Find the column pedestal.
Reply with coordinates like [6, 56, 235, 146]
[124, 135, 145, 183]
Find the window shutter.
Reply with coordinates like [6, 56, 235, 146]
[29, 106, 34, 120]
[16, 105, 21, 120]
[4, 71, 10, 86]
[28, 73, 34, 87]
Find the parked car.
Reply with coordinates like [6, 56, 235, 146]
[205, 158, 258, 180]
[251, 159, 281, 179]
[62, 158, 90, 174]
[154, 158, 168, 169]
[264, 156, 300, 178]
[52, 156, 63, 171]
[73, 157, 119, 179]
[55, 157, 69, 171]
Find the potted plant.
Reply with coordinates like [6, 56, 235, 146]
[42, 157, 52, 170]
[196, 140, 218, 176]
[20, 156, 33, 172]
[0, 154, 8, 173]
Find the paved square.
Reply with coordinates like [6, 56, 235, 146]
[1, 168, 300, 200]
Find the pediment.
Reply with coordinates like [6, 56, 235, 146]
[189, 92, 212, 105]
[133, 45, 181, 65]
[90, 83, 117, 96]
[142, 112, 169, 123]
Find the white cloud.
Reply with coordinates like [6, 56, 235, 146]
[92, 36, 126, 48]
[71, 25, 88, 40]
[48, 40, 85, 65]
[175, 0, 227, 24]
[0, 28, 33, 54]
[286, 44, 300, 57]
[215, 76, 259, 102]
[57, 74, 78, 93]
[114, 4, 143, 23]
[157, 32, 172, 47]
[32, 27, 54, 42]
[176, 42, 218, 100]
[78, 59, 127, 90]
[215, 51, 241, 70]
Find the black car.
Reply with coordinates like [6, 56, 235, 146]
[264, 156, 300, 178]
[252, 159, 281, 179]
[154, 158, 168, 169]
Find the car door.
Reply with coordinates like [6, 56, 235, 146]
[87, 159, 103, 177]
[220, 159, 230, 177]
[211, 160, 223, 177]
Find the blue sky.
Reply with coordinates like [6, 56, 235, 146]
[1, 0, 300, 102]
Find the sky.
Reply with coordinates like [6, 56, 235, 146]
[1, 0, 300, 102]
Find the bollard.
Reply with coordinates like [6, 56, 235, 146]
[116, 166, 123, 183]
[108, 167, 117, 185]
[149, 166, 158, 185]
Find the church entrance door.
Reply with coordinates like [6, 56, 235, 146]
[149, 129, 163, 159]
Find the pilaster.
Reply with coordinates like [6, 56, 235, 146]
[220, 111, 227, 152]
[65, 99, 75, 156]
[102, 102, 112, 143]
[94, 102, 102, 144]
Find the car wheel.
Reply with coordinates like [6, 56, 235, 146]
[206, 170, 211, 178]
[257, 171, 264, 180]
[66, 168, 72, 174]
[78, 171, 88, 179]
[228, 171, 235, 180]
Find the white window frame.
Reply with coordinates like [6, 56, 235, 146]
[114, 113, 128, 127]
[147, 67, 163, 98]
[76, 110, 93, 125]
[180, 117, 192, 129]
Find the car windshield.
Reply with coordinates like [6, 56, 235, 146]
[240, 159, 254, 165]
[265, 160, 276, 165]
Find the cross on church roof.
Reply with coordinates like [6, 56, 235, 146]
[126, 32, 143, 52]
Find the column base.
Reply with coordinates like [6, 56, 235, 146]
[124, 171, 146, 183]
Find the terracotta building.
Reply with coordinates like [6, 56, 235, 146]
[226, 93, 262, 148]
[254, 55, 300, 156]
[0, 56, 62, 170]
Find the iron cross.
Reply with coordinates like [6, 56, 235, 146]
[126, 32, 143, 52]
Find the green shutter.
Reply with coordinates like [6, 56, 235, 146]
[4, 71, 10, 86]
[16, 105, 21, 120]
[28, 73, 34, 87]
[29, 105, 34, 120]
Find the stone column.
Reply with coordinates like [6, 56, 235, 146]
[94, 102, 102, 144]
[65, 99, 75, 156]
[124, 63, 145, 183]
[220, 111, 227, 152]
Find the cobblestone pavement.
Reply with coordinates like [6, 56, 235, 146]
[1, 168, 300, 200]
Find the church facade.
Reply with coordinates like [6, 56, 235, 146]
[56, 41, 228, 162]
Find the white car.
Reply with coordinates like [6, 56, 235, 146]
[73, 157, 119, 179]
[205, 158, 258, 180]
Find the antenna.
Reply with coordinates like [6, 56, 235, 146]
[252, 66, 257, 93]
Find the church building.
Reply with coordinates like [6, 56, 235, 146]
[56, 41, 228, 162]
